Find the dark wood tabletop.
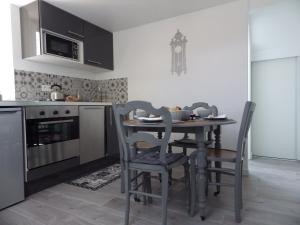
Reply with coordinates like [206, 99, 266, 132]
[123, 119, 236, 131]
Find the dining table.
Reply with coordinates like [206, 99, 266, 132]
[123, 118, 236, 219]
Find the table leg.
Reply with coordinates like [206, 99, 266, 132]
[157, 131, 162, 139]
[195, 127, 207, 220]
[158, 131, 163, 183]
[214, 125, 221, 149]
[214, 125, 222, 196]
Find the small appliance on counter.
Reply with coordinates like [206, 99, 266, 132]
[50, 84, 65, 101]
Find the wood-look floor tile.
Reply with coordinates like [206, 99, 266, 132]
[0, 157, 299, 225]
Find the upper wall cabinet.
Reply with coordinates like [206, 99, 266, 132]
[39, 1, 84, 40]
[84, 22, 114, 70]
[20, 0, 114, 71]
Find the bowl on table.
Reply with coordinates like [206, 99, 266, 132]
[170, 110, 191, 121]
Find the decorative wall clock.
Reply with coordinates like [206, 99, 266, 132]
[170, 30, 187, 76]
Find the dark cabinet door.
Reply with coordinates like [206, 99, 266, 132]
[105, 106, 119, 158]
[84, 22, 113, 70]
[39, 0, 84, 40]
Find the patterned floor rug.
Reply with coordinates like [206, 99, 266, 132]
[67, 164, 121, 191]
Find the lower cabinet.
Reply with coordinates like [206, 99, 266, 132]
[79, 106, 105, 164]
[0, 108, 24, 210]
[105, 106, 120, 158]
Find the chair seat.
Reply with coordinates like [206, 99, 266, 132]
[169, 138, 212, 148]
[207, 148, 237, 162]
[132, 151, 185, 166]
[136, 141, 156, 149]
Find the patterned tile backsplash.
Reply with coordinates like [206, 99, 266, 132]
[14, 70, 128, 103]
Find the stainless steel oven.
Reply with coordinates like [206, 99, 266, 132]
[25, 106, 80, 181]
[42, 29, 83, 63]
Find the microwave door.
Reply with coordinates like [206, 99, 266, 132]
[45, 33, 73, 59]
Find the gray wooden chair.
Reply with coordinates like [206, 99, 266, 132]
[114, 105, 159, 195]
[113, 101, 190, 225]
[168, 102, 218, 155]
[190, 101, 256, 223]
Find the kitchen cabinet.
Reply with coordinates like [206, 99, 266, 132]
[105, 106, 120, 158]
[79, 106, 105, 164]
[39, 0, 84, 40]
[84, 22, 114, 70]
[21, 0, 114, 71]
[0, 108, 24, 210]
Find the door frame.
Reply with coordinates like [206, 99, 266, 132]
[296, 57, 300, 160]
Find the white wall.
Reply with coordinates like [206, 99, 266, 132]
[98, 0, 249, 150]
[0, 3, 15, 100]
[249, 0, 284, 11]
[11, 4, 98, 81]
[250, 0, 300, 61]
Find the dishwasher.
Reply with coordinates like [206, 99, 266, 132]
[79, 106, 105, 164]
[0, 108, 25, 210]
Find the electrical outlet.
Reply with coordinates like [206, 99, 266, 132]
[41, 85, 51, 92]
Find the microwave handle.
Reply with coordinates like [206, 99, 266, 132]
[87, 59, 102, 65]
[67, 30, 85, 39]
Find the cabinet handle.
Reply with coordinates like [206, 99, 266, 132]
[67, 30, 85, 38]
[83, 107, 103, 109]
[0, 108, 20, 113]
[87, 59, 102, 65]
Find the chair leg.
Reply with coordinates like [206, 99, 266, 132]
[189, 156, 197, 217]
[234, 174, 242, 223]
[146, 172, 153, 204]
[168, 144, 173, 185]
[207, 161, 212, 182]
[214, 161, 222, 196]
[240, 176, 243, 209]
[183, 162, 191, 213]
[161, 170, 169, 225]
[183, 147, 187, 156]
[133, 170, 141, 202]
[142, 172, 148, 205]
[120, 161, 125, 193]
[240, 162, 244, 209]
[124, 167, 131, 225]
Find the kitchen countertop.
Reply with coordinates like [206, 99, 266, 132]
[0, 101, 112, 107]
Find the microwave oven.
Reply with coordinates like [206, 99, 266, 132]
[42, 29, 83, 63]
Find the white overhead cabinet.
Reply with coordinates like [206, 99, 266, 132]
[79, 106, 105, 164]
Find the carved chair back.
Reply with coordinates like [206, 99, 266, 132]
[113, 101, 172, 164]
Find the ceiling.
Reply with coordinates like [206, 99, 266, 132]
[11, 0, 237, 32]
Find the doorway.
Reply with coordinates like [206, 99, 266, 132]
[251, 57, 298, 159]
[250, 0, 300, 160]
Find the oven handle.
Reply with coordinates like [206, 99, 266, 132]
[38, 119, 74, 125]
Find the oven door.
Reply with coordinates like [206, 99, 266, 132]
[26, 117, 79, 169]
[43, 30, 79, 61]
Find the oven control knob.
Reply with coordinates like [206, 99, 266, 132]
[53, 110, 59, 115]
[65, 110, 70, 114]
[39, 111, 45, 116]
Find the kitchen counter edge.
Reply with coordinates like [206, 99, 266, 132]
[0, 101, 113, 107]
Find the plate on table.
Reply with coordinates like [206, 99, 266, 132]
[204, 114, 227, 120]
[137, 116, 163, 123]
